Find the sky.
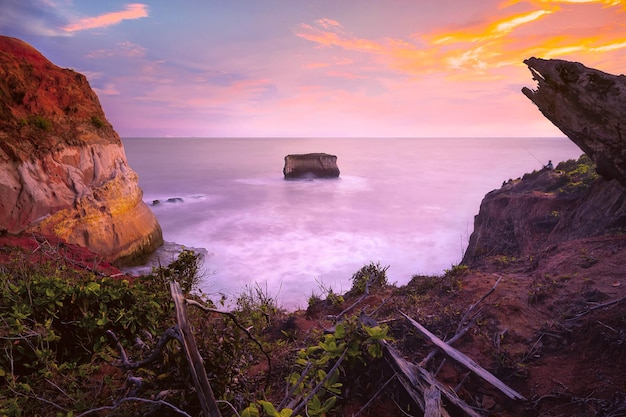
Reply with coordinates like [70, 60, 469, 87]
[1, 0, 625, 138]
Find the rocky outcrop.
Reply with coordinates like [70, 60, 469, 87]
[522, 57, 626, 187]
[283, 153, 340, 179]
[0, 36, 163, 265]
[462, 157, 626, 266]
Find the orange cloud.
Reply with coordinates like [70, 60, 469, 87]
[62, 3, 148, 33]
[503, 0, 625, 9]
[433, 9, 553, 44]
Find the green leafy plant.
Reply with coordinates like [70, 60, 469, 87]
[349, 261, 389, 295]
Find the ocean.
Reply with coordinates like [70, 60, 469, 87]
[123, 137, 582, 308]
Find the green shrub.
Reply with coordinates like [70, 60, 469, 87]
[26, 115, 51, 130]
[90, 115, 106, 128]
[0, 250, 202, 416]
[349, 261, 389, 295]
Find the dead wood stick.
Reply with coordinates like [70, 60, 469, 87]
[424, 385, 443, 417]
[420, 276, 500, 366]
[352, 373, 398, 417]
[400, 311, 526, 401]
[383, 340, 469, 417]
[106, 328, 181, 370]
[76, 396, 193, 417]
[421, 317, 477, 367]
[361, 313, 474, 417]
[566, 297, 626, 321]
[170, 281, 222, 417]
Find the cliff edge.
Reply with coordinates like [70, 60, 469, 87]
[0, 36, 163, 265]
[464, 59, 626, 266]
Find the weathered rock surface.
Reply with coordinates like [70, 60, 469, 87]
[283, 153, 340, 179]
[0, 36, 163, 265]
[522, 57, 626, 187]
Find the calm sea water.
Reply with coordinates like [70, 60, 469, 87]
[123, 137, 582, 308]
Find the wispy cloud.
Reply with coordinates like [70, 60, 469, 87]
[62, 3, 148, 33]
[86, 41, 147, 58]
[296, 20, 386, 53]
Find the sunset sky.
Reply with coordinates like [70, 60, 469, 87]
[1, 0, 625, 137]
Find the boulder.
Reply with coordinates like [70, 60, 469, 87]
[283, 153, 340, 179]
[522, 57, 626, 187]
[0, 36, 163, 265]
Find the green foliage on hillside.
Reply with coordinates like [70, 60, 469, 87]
[0, 250, 393, 417]
[555, 154, 599, 194]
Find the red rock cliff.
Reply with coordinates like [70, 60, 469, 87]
[0, 36, 163, 265]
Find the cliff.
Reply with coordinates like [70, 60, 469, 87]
[464, 59, 626, 266]
[0, 36, 163, 265]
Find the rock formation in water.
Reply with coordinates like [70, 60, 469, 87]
[283, 153, 340, 179]
[522, 57, 626, 187]
[0, 36, 163, 265]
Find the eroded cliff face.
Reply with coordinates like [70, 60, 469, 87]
[522, 57, 626, 187]
[0, 36, 163, 265]
[462, 158, 626, 266]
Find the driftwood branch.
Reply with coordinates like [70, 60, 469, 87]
[420, 316, 478, 367]
[400, 311, 526, 401]
[170, 281, 222, 417]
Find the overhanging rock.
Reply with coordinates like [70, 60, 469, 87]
[522, 57, 626, 187]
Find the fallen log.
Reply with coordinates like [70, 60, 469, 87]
[360, 312, 480, 417]
[399, 311, 527, 401]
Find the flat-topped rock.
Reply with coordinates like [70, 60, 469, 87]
[283, 153, 340, 179]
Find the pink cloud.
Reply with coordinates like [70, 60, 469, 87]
[62, 3, 148, 33]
